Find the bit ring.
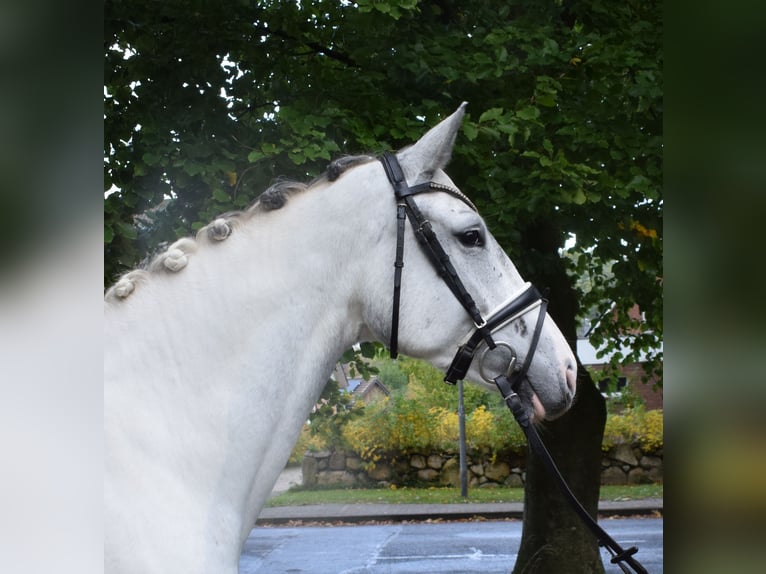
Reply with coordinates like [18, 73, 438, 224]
[478, 341, 518, 383]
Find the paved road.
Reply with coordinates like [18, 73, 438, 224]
[240, 517, 662, 573]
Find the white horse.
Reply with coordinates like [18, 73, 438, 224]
[104, 104, 576, 574]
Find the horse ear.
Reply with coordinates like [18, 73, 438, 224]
[398, 102, 467, 183]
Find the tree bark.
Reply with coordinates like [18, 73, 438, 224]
[512, 219, 608, 574]
[513, 363, 606, 573]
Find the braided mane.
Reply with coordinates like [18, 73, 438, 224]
[105, 156, 374, 302]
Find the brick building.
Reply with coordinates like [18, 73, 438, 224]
[577, 304, 663, 410]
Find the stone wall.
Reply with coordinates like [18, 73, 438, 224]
[600, 444, 663, 485]
[301, 446, 662, 489]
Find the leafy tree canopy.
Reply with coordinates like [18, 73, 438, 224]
[105, 0, 662, 381]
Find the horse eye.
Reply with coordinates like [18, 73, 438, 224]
[457, 229, 485, 247]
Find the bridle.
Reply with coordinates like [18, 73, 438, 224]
[378, 152, 648, 574]
[379, 152, 547, 387]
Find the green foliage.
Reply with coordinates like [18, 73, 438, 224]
[289, 356, 664, 466]
[343, 395, 663, 462]
[288, 425, 329, 465]
[342, 356, 528, 460]
[305, 357, 663, 461]
[584, 365, 647, 415]
[294, 345, 379, 457]
[607, 381, 647, 415]
[375, 360, 409, 395]
[397, 356, 492, 413]
[307, 378, 364, 451]
[340, 344, 379, 381]
[267, 483, 663, 507]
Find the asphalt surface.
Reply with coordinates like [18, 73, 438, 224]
[252, 469, 663, 571]
[241, 516, 663, 573]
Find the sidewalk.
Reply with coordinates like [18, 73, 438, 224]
[256, 497, 663, 525]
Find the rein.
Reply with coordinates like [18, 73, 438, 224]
[494, 373, 649, 574]
[378, 152, 648, 574]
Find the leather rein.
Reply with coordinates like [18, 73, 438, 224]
[378, 152, 648, 574]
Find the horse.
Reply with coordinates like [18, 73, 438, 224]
[104, 103, 577, 574]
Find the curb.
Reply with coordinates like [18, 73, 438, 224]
[256, 498, 663, 525]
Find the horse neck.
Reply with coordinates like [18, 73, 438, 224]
[104, 170, 390, 552]
[107, 177, 378, 384]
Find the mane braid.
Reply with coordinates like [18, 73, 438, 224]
[105, 155, 376, 303]
[255, 179, 307, 212]
[325, 155, 375, 182]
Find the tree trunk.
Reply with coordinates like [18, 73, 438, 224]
[512, 219, 608, 574]
[513, 363, 606, 573]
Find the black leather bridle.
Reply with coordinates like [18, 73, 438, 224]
[379, 152, 547, 387]
[378, 152, 648, 574]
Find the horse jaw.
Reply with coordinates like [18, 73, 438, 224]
[397, 102, 467, 184]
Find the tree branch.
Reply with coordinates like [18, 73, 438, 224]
[271, 29, 359, 68]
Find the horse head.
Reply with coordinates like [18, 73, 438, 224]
[360, 103, 576, 421]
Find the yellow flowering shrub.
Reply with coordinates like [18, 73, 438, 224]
[429, 406, 459, 450]
[638, 409, 664, 452]
[343, 398, 533, 463]
[343, 394, 453, 457]
[288, 423, 331, 464]
[603, 407, 663, 453]
[466, 406, 499, 451]
[313, 356, 664, 466]
[467, 405, 528, 453]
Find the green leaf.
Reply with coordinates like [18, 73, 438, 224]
[360, 342, 376, 359]
[516, 106, 540, 121]
[572, 189, 587, 205]
[261, 142, 278, 154]
[116, 220, 137, 240]
[142, 151, 160, 165]
[247, 150, 265, 163]
[104, 225, 114, 244]
[463, 122, 479, 141]
[586, 190, 602, 202]
[183, 163, 203, 176]
[212, 188, 230, 202]
[537, 94, 556, 107]
[287, 150, 306, 164]
[479, 107, 504, 123]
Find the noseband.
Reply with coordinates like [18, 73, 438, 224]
[379, 153, 547, 388]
